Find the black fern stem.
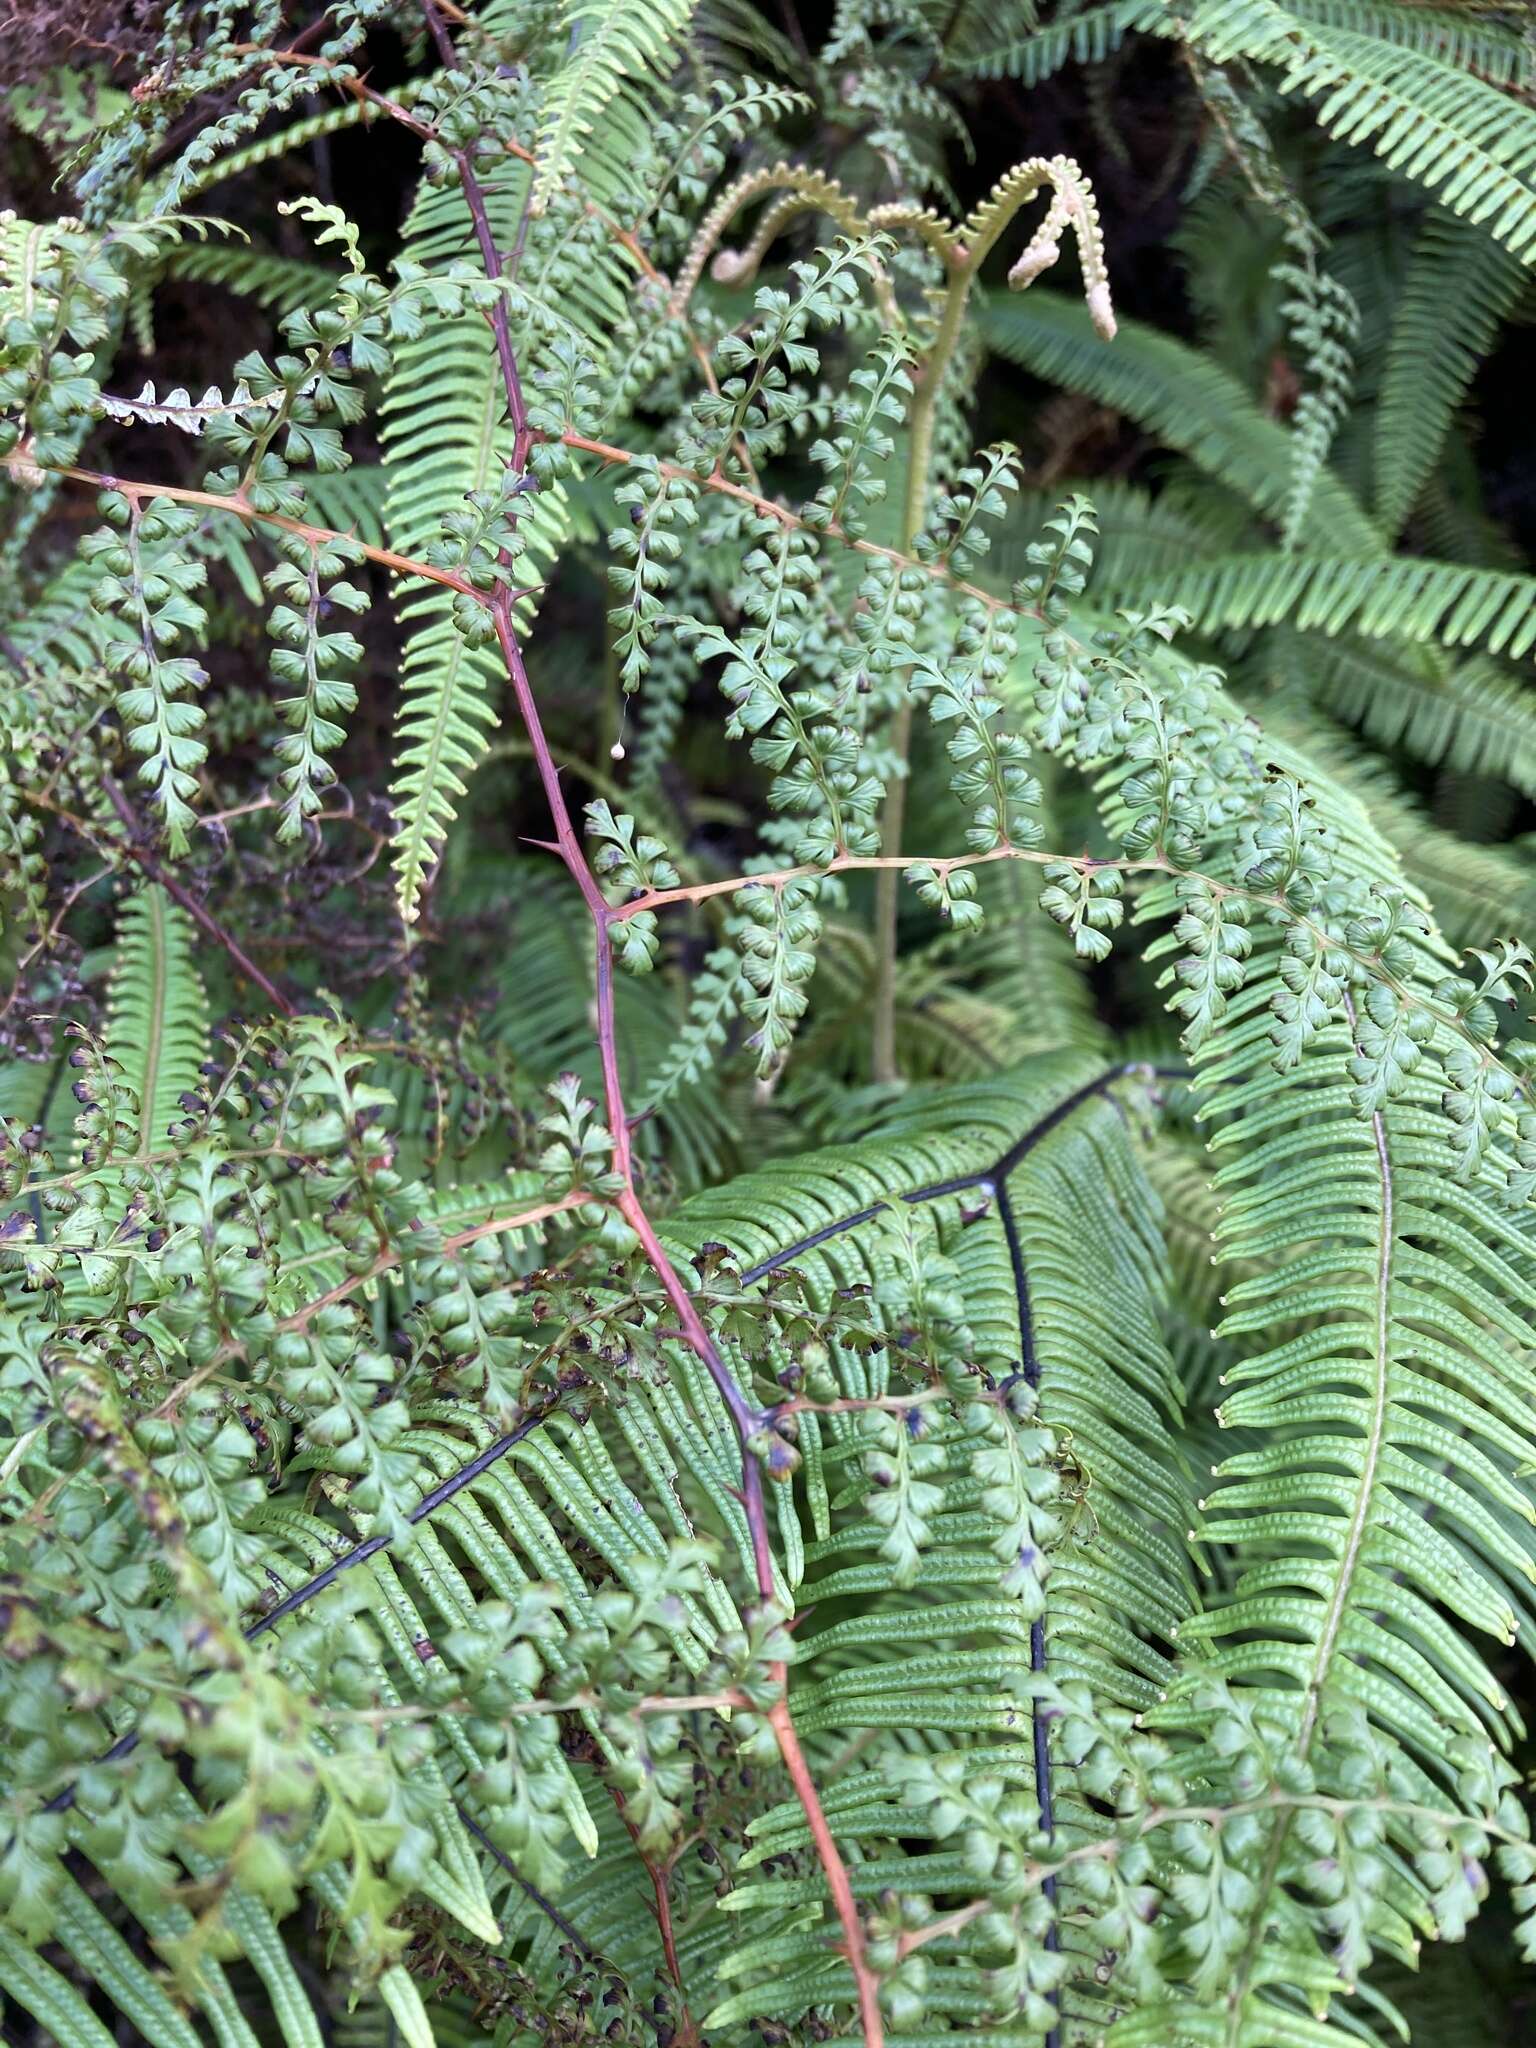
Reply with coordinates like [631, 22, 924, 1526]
[247, 1410, 554, 1636]
[741, 1062, 1152, 1285]
[454, 1803, 600, 1962]
[739, 1202, 890, 1285]
[456, 1805, 694, 2046]
[997, 1178, 1061, 2048]
[40, 1408, 553, 1815]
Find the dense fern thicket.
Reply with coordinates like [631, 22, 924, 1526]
[3, 1, 1536, 2044]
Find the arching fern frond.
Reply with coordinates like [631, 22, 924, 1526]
[1295, 637, 1536, 796]
[950, 0, 1143, 86]
[1186, 0, 1536, 261]
[1373, 209, 1526, 538]
[159, 239, 338, 313]
[1113, 547, 1536, 659]
[1286, 0, 1536, 85]
[1123, 991, 1536, 2042]
[981, 290, 1380, 550]
[532, 0, 699, 216]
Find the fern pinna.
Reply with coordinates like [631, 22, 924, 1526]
[2, 2, 1535, 2046]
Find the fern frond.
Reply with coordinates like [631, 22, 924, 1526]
[981, 289, 1380, 549]
[1286, 0, 1536, 88]
[1374, 209, 1526, 537]
[160, 239, 339, 312]
[1148, 1002, 1536, 2037]
[381, 158, 572, 922]
[3, 552, 114, 669]
[1297, 636, 1536, 796]
[532, 0, 698, 215]
[950, 0, 1143, 85]
[675, 1055, 1194, 2032]
[1263, 697, 1536, 944]
[1187, 0, 1536, 260]
[1113, 547, 1536, 659]
[103, 885, 209, 1158]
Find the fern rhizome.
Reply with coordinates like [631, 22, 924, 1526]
[3, 2, 1536, 2046]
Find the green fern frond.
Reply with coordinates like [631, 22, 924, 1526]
[675, 1055, 1194, 2030]
[1286, 0, 1536, 87]
[1147, 1004, 1536, 2039]
[381, 158, 573, 922]
[1292, 636, 1536, 796]
[160, 240, 339, 313]
[981, 290, 1380, 550]
[1003, 479, 1259, 593]
[0, 1926, 121, 2048]
[1187, 0, 1536, 260]
[3, 552, 114, 669]
[532, 0, 698, 215]
[1286, 0, 1536, 83]
[103, 885, 209, 1158]
[1112, 547, 1536, 659]
[1262, 698, 1536, 944]
[960, 0, 1536, 376]
[950, 0, 1143, 85]
[1374, 209, 1526, 537]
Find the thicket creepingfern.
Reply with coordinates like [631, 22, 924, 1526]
[2, 2, 1536, 2046]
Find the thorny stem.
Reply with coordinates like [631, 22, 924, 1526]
[33, 766, 299, 1026]
[226, 43, 443, 143]
[427, 14, 886, 2035]
[6, 413, 1032, 667]
[492, 579, 892, 2034]
[20, 462, 1528, 1116]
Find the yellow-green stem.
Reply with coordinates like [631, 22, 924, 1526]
[871, 271, 972, 1083]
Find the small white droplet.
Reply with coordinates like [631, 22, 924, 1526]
[610, 741, 626, 761]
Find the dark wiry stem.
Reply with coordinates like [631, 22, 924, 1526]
[454, 1803, 600, 1961]
[99, 776, 296, 1015]
[997, 1180, 1060, 2048]
[42, 1406, 553, 1813]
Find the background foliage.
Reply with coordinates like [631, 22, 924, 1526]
[3, 1, 1536, 2044]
